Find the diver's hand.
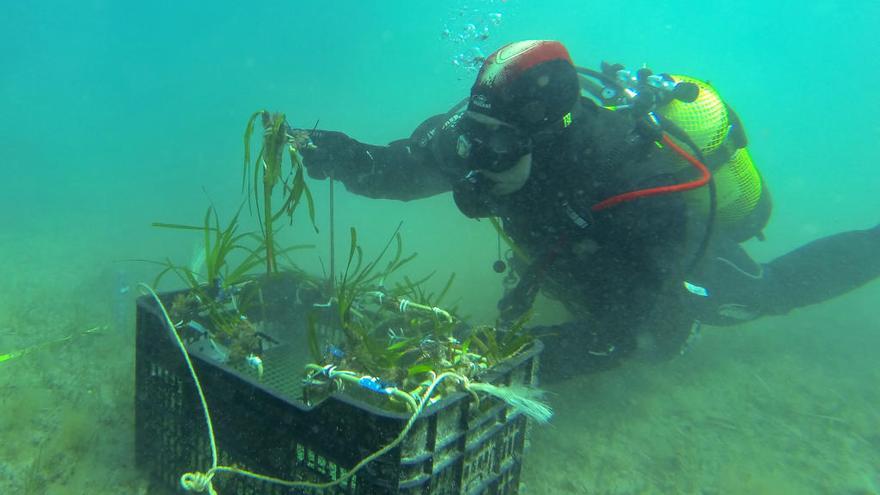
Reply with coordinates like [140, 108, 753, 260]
[289, 129, 330, 180]
[497, 290, 531, 327]
[289, 129, 316, 153]
[496, 268, 540, 327]
[290, 129, 352, 181]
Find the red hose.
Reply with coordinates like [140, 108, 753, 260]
[591, 133, 711, 212]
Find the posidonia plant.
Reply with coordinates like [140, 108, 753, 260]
[243, 111, 317, 275]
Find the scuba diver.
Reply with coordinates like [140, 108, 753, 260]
[293, 40, 880, 380]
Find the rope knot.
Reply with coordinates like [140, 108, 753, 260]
[181, 471, 217, 494]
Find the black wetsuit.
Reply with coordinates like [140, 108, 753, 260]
[300, 99, 880, 380]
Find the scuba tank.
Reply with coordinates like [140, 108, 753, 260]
[577, 64, 771, 244]
[660, 75, 771, 242]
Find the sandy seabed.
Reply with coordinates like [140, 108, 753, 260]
[1, 236, 877, 495]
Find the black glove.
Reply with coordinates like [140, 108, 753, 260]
[292, 129, 369, 182]
[288, 129, 330, 180]
[497, 266, 540, 326]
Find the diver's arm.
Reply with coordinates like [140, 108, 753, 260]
[299, 114, 457, 201]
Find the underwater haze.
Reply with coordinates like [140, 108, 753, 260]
[1, 0, 878, 493]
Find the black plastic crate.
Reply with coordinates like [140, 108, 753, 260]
[134, 290, 542, 495]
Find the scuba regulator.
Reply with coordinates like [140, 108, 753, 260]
[578, 62, 700, 120]
[578, 62, 719, 272]
[577, 63, 708, 153]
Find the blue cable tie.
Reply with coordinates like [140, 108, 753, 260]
[358, 376, 394, 395]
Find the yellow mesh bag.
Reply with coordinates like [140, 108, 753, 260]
[713, 148, 763, 223]
[659, 75, 729, 154]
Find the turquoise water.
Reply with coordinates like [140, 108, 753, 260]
[1, 1, 878, 493]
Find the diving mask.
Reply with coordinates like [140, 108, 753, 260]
[456, 111, 534, 173]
